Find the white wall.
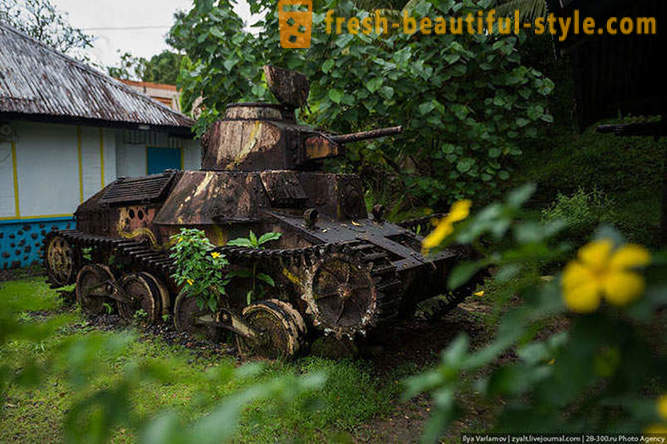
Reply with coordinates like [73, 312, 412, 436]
[13, 122, 80, 217]
[116, 131, 201, 177]
[183, 139, 201, 170]
[0, 122, 199, 221]
[0, 142, 16, 218]
[0, 121, 119, 219]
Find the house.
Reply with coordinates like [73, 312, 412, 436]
[119, 79, 182, 112]
[0, 23, 201, 270]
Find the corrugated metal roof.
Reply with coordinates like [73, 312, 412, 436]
[0, 22, 194, 130]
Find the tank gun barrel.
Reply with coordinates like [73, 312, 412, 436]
[329, 126, 403, 144]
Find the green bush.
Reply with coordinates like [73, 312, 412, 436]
[407, 185, 666, 442]
[541, 187, 616, 246]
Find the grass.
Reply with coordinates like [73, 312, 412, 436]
[0, 277, 403, 443]
[515, 124, 665, 247]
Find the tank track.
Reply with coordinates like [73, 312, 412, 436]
[44, 230, 402, 332]
[43, 230, 174, 288]
[218, 239, 402, 333]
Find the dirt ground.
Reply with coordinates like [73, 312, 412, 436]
[353, 300, 496, 443]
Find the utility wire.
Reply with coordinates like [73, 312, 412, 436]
[80, 25, 171, 31]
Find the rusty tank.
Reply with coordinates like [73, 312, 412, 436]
[43, 66, 469, 358]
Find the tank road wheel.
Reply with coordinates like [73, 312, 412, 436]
[173, 292, 220, 341]
[75, 264, 115, 315]
[240, 299, 306, 359]
[117, 273, 162, 323]
[44, 233, 80, 287]
[308, 254, 377, 336]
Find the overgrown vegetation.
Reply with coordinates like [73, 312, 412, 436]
[169, 228, 230, 313]
[171, 0, 553, 207]
[226, 231, 282, 305]
[410, 186, 666, 440]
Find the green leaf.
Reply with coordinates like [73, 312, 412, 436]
[226, 238, 253, 248]
[258, 232, 282, 245]
[226, 269, 253, 279]
[380, 86, 394, 100]
[256, 273, 275, 287]
[419, 101, 435, 115]
[365, 77, 383, 93]
[456, 158, 474, 173]
[322, 59, 334, 73]
[328, 89, 343, 104]
[506, 183, 536, 208]
[447, 262, 482, 289]
[222, 58, 238, 71]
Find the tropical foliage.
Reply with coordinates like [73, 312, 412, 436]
[169, 228, 230, 313]
[170, 0, 553, 206]
[407, 186, 667, 441]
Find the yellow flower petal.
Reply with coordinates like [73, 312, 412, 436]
[577, 239, 613, 270]
[603, 271, 644, 306]
[658, 394, 667, 420]
[211, 252, 221, 259]
[644, 423, 667, 435]
[421, 219, 454, 251]
[186, 279, 194, 286]
[562, 261, 595, 291]
[609, 244, 651, 270]
[547, 358, 555, 365]
[447, 199, 472, 223]
[473, 290, 484, 297]
[563, 279, 602, 313]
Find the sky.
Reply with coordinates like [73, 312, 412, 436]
[51, 0, 256, 69]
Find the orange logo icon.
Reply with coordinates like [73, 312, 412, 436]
[278, 0, 312, 48]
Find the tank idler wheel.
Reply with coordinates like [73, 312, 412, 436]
[75, 264, 115, 315]
[173, 292, 220, 342]
[309, 254, 376, 334]
[240, 299, 307, 359]
[45, 233, 80, 287]
[117, 272, 163, 323]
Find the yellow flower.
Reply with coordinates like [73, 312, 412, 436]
[644, 424, 667, 435]
[474, 290, 484, 297]
[211, 252, 221, 259]
[178, 236, 184, 243]
[422, 200, 472, 254]
[658, 394, 667, 420]
[562, 239, 650, 313]
[186, 279, 194, 286]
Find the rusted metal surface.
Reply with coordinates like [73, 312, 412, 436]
[202, 103, 400, 171]
[263, 65, 309, 108]
[329, 126, 403, 144]
[99, 172, 178, 205]
[0, 23, 193, 130]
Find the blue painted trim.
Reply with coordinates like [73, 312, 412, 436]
[0, 216, 74, 226]
[1, 218, 76, 269]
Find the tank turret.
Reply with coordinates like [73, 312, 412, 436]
[42, 65, 476, 360]
[201, 66, 401, 171]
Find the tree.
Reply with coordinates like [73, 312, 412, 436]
[107, 50, 183, 85]
[0, 0, 94, 61]
[171, 0, 553, 207]
[494, 0, 547, 21]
